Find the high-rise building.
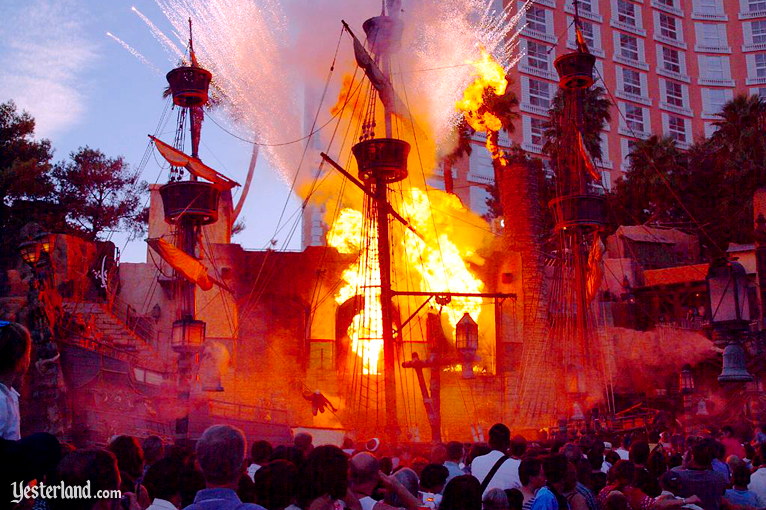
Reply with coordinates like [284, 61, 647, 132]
[440, 0, 766, 209]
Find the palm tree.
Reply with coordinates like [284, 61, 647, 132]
[709, 94, 766, 185]
[442, 118, 475, 194]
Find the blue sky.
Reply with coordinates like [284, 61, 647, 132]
[0, 0, 302, 261]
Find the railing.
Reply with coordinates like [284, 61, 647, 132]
[656, 317, 704, 331]
[207, 399, 290, 424]
[108, 298, 156, 345]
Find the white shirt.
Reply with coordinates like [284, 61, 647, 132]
[471, 450, 521, 497]
[146, 499, 177, 510]
[615, 448, 630, 460]
[247, 463, 262, 481]
[0, 383, 20, 440]
[748, 467, 766, 504]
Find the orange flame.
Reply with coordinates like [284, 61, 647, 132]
[455, 49, 509, 165]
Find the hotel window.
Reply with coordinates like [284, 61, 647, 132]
[580, 21, 596, 47]
[667, 115, 687, 143]
[705, 88, 729, 114]
[703, 56, 728, 80]
[757, 53, 766, 77]
[695, 0, 722, 15]
[749, 0, 766, 12]
[753, 21, 766, 44]
[529, 79, 551, 108]
[662, 46, 681, 73]
[623, 68, 642, 95]
[527, 40, 550, 70]
[665, 80, 684, 107]
[625, 104, 645, 132]
[618, 0, 637, 26]
[527, 7, 548, 33]
[657, 0, 675, 5]
[620, 34, 640, 61]
[530, 117, 546, 146]
[579, 0, 594, 12]
[758, 87, 766, 99]
[697, 23, 726, 48]
[659, 13, 679, 40]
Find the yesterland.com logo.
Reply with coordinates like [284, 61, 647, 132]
[11, 481, 122, 504]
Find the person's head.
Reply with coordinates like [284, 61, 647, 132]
[49, 449, 120, 510]
[468, 444, 491, 465]
[561, 443, 583, 464]
[179, 466, 206, 508]
[388, 468, 419, 507]
[483, 488, 510, 510]
[489, 423, 511, 452]
[16, 432, 62, 483]
[446, 441, 464, 463]
[300, 445, 348, 506]
[587, 446, 604, 471]
[294, 432, 313, 457]
[628, 441, 649, 466]
[420, 463, 449, 493]
[543, 454, 569, 487]
[349, 451, 379, 488]
[251, 440, 273, 465]
[659, 470, 682, 495]
[142, 436, 164, 467]
[605, 450, 620, 467]
[253, 459, 298, 510]
[608, 460, 635, 487]
[690, 441, 714, 469]
[732, 462, 752, 488]
[271, 445, 304, 468]
[510, 435, 528, 458]
[519, 457, 545, 489]
[505, 489, 523, 510]
[380, 456, 393, 475]
[430, 443, 448, 464]
[143, 457, 182, 505]
[107, 435, 144, 481]
[441, 475, 482, 510]
[647, 449, 667, 478]
[411, 456, 430, 477]
[604, 491, 629, 510]
[0, 321, 31, 382]
[196, 425, 247, 487]
[722, 425, 734, 438]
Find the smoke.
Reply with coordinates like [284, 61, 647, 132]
[199, 340, 231, 391]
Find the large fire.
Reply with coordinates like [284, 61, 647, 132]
[327, 189, 484, 375]
[455, 49, 510, 165]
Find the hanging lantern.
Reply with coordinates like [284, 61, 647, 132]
[171, 318, 206, 353]
[18, 240, 41, 267]
[706, 258, 751, 330]
[719, 343, 754, 383]
[34, 232, 54, 254]
[680, 364, 695, 394]
[456, 313, 478, 379]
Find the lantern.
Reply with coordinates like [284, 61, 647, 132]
[680, 364, 695, 394]
[718, 343, 754, 383]
[35, 232, 54, 254]
[706, 258, 751, 330]
[456, 313, 478, 379]
[18, 240, 41, 267]
[171, 319, 206, 353]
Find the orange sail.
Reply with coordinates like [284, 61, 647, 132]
[146, 238, 213, 291]
[577, 131, 602, 183]
[149, 135, 240, 191]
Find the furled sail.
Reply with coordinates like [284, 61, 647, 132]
[149, 135, 240, 191]
[146, 237, 213, 291]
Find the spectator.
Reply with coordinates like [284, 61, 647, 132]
[300, 446, 350, 510]
[720, 426, 746, 461]
[441, 475, 482, 510]
[472, 424, 521, 497]
[252, 460, 297, 510]
[349, 452, 419, 510]
[419, 464, 448, 509]
[445, 441, 465, 483]
[186, 425, 266, 510]
[630, 441, 660, 498]
[179, 466, 206, 509]
[518, 458, 545, 510]
[506, 489, 524, 510]
[48, 449, 121, 510]
[293, 432, 313, 460]
[248, 440, 273, 481]
[431, 444, 448, 465]
[108, 435, 150, 508]
[142, 436, 164, 475]
[484, 488, 510, 510]
[724, 462, 762, 508]
[530, 454, 569, 510]
[143, 457, 183, 510]
[0, 321, 31, 440]
[675, 442, 727, 510]
[599, 460, 696, 510]
[615, 437, 631, 461]
[388, 468, 420, 509]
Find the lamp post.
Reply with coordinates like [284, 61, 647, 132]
[17, 229, 65, 436]
[706, 258, 754, 383]
[680, 364, 695, 411]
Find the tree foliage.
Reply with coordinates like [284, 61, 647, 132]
[53, 148, 148, 240]
[608, 94, 766, 251]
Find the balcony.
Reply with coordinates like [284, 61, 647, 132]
[615, 89, 652, 106]
[567, 40, 605, 57]
[657, 68, 690, 83]
[531, 0, 556, 7]
[651, 0, 683, 17]
[614, 54, 649, 71]
[742, 41, 766, 52]
[522, 27, 557, 44]
[564, 4, 603, 23]
[694, 44, 731, 54]
[660, 101, 693, 117]
[740, 10, 766, 20]
[619, 126, 651, 139]
[654, 33, 688, 50]
[691, 11, 727, 21]
[610, 19, 646, 37]
[697, 77, 735, 87]
[520, 102, 551, 116]
[518, 63, 558, 81]
[746, 75, 766, 85]
[522, 141, 544, 154]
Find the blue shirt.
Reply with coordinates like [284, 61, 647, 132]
[531, 487, 564, 510]
[725, 489, 760, 507]
[184, 488, 266, 510]
[444, 461, 464, 483]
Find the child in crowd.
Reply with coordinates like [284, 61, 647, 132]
[0, 321, 31, 440]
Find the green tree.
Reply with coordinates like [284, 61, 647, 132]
[53, 147, 148, 240]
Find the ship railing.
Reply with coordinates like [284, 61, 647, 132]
[655, 317, 704, 332]
[207, 399, 290, 424]
[108, 298, 157, 345]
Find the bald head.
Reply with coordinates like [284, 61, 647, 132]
[350, 452, 380, 486]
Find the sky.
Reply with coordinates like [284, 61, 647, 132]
[0, 0, 303, 262]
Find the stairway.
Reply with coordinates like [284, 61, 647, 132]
[62, 301, 146, 351]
